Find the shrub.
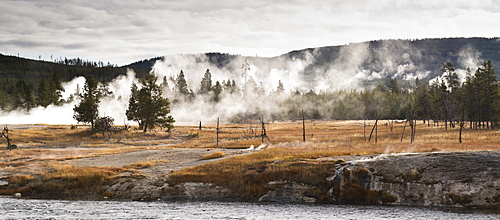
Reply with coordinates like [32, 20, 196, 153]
[94, 116, 114, 137]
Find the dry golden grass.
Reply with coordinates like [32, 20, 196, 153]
[167, 120, 500, 200]
[168, 147, 344, 200]
[201, 151, 226, 160]
[41, 165, 125, 180]
[8, 174, 35, 185]
[123, 161, 154, 169]
[1, 120, 499, 200]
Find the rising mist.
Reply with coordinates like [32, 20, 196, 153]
[0, 38, 491, 125]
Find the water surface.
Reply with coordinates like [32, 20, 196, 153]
[0, 197, 497, 219]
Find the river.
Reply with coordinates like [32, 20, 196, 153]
[0, 197, 498, 219]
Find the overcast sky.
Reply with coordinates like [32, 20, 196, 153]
[1, 0, 500, 66]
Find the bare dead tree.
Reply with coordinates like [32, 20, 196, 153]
[260, 117, 270, 143]
[459, 105, 465, 143]
[363, 118, 367, 142]
[368, 113, 382, 143]
[1, 126, 17, 151]
[302, 109, 306, 142]
[216, 118, 220, 147]
[400, 119, 407, 142]
[401, 104, 417, 143]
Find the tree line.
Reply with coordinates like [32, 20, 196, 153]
[153, 61, 499, 129]
[0, 54, 150, 111]
[74, 59, 500, 131]
[2, 56, 499, 131]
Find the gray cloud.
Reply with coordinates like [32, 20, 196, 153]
[0, 0, 499, 65]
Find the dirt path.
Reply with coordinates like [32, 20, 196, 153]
[68, 148, 255, 175]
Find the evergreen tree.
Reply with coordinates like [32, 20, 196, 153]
[160, 76, 170, 97]
[474, 60, 499, 127]
[126, 75, 175, 132]
[16, 79, 36, 111]
[441, 62, 460, 92]
[175, 70, 189, 96]
[199, 69, 212, 94]
[48, 73, 64, 105]
[230, 79, 239, 94]
[276, 80, 285, 93]
[37, 79, 51, 107]
[414, 78, 431, 122]
[51, 73, 64, 92]
[387, 78, 401, 95]
[73, 75, 101, 129]
[440, 62, 460, 128]
[212, 81, 222, 102]
[461, 68, 478, 128]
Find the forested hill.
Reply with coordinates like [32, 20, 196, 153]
[2, 37, 500, 87]
[0, 54, 149, 86]
[126, 37, 500, 83]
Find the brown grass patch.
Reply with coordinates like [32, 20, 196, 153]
[166, 120, 500, 201]
[168, 147, 341, 200]
[1, 120, 499, 200]
[9, 174, 35, 185]
[14, 165, 131, 198]
[123, 162, 154, 169]
[201, 151, 226, 160]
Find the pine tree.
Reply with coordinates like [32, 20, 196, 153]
[414, 78, 431, 122]
[0, 87, 8, 110]
[37, 79, 51, 107]
[126, 75, 175, 132]
[176, 70, 189, 96]
[7, 79, 35, 111]
[440, 62, 460, 128]
[160, 76, 170, 96]
[73, 75, 101, 129]
[276, 80, 285, 93]
[230, 79, 239, 94]
[461, 68, 478, 128]
[474, 60, 499, 128]
[441, 62, 460, 92]
[48, 73, 64, 105]
[212, 81, 222, 102]
[199, 69, 212, 95]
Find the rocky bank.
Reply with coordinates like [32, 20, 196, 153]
[99, 151, 500, 209]
[328, 151, 500, 209]
[3, 151, 499, 209]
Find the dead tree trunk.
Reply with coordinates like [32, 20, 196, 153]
[2, 126, 17, 151]
[363, 119, 367, 142]
[260, 117, 269, 143]
[302, 109, 306, 142]
[216, 118, 220, 147]
[459, 105, 465, 143]
[400, 120, 407, 142]
[410, 119, 416, 143]
[368, 113, 382, 143]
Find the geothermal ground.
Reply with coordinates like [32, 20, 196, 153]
[0, 120, 499, 206]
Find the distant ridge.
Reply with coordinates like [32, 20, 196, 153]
[2, 37, 500, 86]
[126, 37, 500, 82]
